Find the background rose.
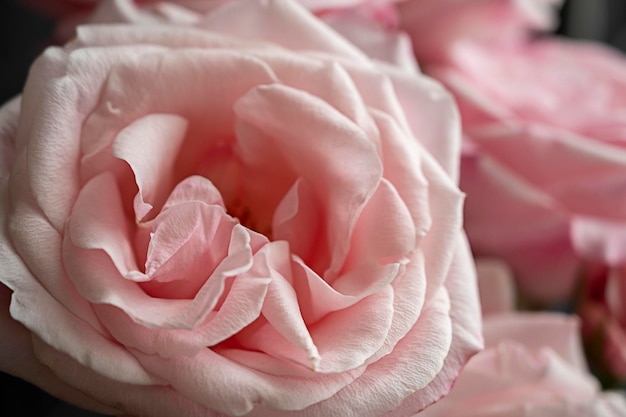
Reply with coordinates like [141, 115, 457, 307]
[0, 1, 482, 416]
[397, 0, 626, 304]
[398, 0, 564, 64]
[18, 0, 401, 43]
[416, 312, 626, 417]
[420, 260, 626, 417]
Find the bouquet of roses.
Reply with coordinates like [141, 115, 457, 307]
[0, 0, 624, 416]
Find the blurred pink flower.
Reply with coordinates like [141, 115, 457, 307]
[417, 312, 626, 417]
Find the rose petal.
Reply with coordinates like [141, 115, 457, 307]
[0, 285, 119, 415]
[112, 113, 188, 221]
[387, 234, 483, 416]
[234, 83, 382, 278]
[199, 0, 367, 63]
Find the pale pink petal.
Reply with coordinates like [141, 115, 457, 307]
[15, 47, 68, 152]
[199, 0, 367, 63]
[290, 258, 389, 323]
[162, 175, 225, 210]
[272, 177, 324, 264]
[1, 180, 159, 386]
[26, 77, 82, 231]
[6, 161, 105, 333]
[253, 283, 454, 417]
[141, 203, 238, 299]
[29, 341, 214, 417]
[344, 179, 416, 270]
[372, 252, 427, 359]
[80, 50, 278, 183]
[472, 123, 626, 220]
[322, 9, 419, 73]
[112, 113, 188, 221]
[133, 347, 363, 415]
[251, 241, 321, 370]
[0, 97, 20, 177]
[389, 71, 463, 181]
[309, 285, 394, 373]
[234, 83, 382, 278]
[67, 171, 140, 280]
[387, 234, 483, 416]
[417, 150, 465, 300]
[252, 56, 379, 141]
[461, 150, 580, 302]
[373, 109, 431, 240]
[93, 274, 270, 357]
[0, 285, 119, 415]
[65, 176, 255, 328]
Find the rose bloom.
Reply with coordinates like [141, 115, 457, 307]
[0, 1, 482, 416]
[396, 0, 626, 304]
[416, 312, 626, 417]
[397, 0, 564, 64]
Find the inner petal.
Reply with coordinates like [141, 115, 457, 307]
[234, 83, 383, 279]
[112, 113, 188, 221]
[140, 202, 238, 299]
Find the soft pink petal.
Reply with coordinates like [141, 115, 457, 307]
[472, 123, 626, 220]
[344, 178, 416, 270]
[272, 177, 324, 264]
[67, 171, 140, 280]
[162, 175, 225, 210]
[373, 110, 430, 237]
[461, 150, 580, 302]
[322, 9, 419, 73]
[93, 274, 270, 357]
[234, 83, 382, 278]
[1, 179, 159, 386]
[112, 113, 188, 221]
[65, 179, 256, 329]
[0, 97, 20, 178]
[252, 282, 453, 417]
[199, 0, 367, 63]
[133, 347, 362, 415]
[26, 77, 82, 231]
[0, 285, 119, 415]
[416, 150, 465, 300]
[7, 159, 105, 333]
[29, 341, 214, 417]
[389, 71, 462, 181]
[252, 241, 321, 370]
[80, 48, 278, 182]
[387, 234, 483, 416]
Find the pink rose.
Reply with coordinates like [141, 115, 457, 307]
[417, 313, 626, 417]
[398, 0, 564, 64]
[416, 35, 626, 304]
[0, 1, 482, 416]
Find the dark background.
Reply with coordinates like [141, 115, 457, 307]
[0, 0, 625, 416]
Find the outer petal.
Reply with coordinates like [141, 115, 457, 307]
[0, 97, 20, 178]
[199, 0, 368, 63]
[0, 284, 119, 416]
[387, 233, 483, 416]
